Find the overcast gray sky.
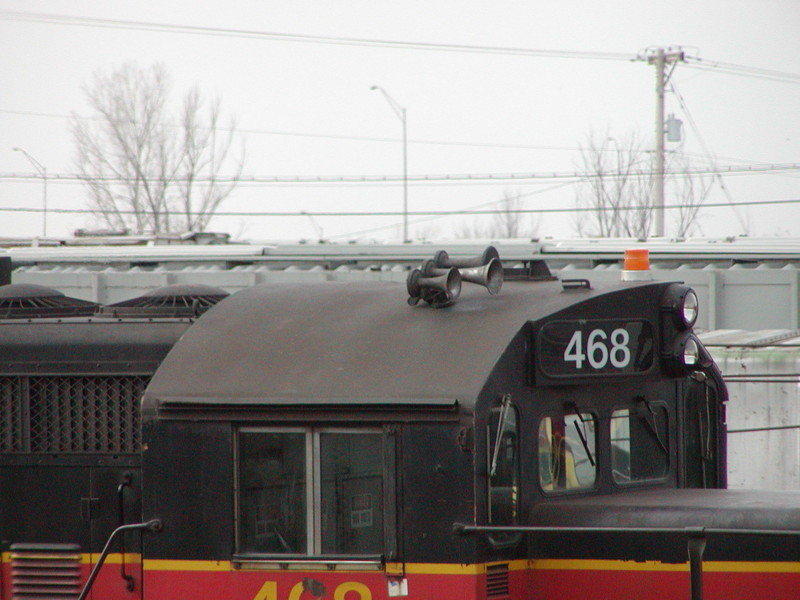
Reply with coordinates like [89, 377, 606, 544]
[1, 0, 799, 242]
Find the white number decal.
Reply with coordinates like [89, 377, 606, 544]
[609, 328, 631, 368]
[564, 330, 586, 368]
[587, 329, 608, 368]
[563, 328, 631, 370]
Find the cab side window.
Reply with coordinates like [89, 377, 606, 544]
[611, 403, 669, 484]
[488, 400, 519, 526]
[238, 428, 384, 556]
[539, 412, 597, 492]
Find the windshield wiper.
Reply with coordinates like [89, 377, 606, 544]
[636, 396, 668, 455]
[490, 393, 512, 477]
[565, 402, 595, 467]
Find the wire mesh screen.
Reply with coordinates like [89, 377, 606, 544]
[0, 377, 23, 452]
[0, 375, 149, 454]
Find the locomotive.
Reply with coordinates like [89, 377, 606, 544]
[2, 248, 800, 600]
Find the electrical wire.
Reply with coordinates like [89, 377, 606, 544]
[0, 10, 634, 61]
[325, 181, 579, 239]
[668, 80, 750, 232]
[684, 56, 800, 86]
[3, 163, 798, 186]
[0, 108, 582, 152]
[6, 10, 799, 88]
[1, 197, 798, 218]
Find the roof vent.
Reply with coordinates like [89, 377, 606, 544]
[0, 283, 98, 318]
[100, 283, 230, 318]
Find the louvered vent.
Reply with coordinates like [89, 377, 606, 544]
[486, 563, 510, 598]
[10, 543, 82, 600]
[0, 284, 97, 318]
[99, 283, 229, 317]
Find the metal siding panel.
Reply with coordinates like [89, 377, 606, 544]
[719, 269, 794, 330]
[709, 345, 800, 490]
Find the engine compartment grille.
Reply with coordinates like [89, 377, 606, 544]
[10, 543, 82, 600]
[0, 375, 148, 454]
[486, 562, 510, 598]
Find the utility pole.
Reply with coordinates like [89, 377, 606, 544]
[646, 47, 684, 237]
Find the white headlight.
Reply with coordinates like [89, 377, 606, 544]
[682, 337, 700, 366]
[681, 290, 699, 329]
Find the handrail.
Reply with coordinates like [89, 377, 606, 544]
[453, 523, 800, 600]
[77, 520, 162, 600]
[117, 473, 135, 591]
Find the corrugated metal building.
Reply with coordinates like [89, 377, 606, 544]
[702, 330, 800, 490]
[4, 237, 800, 330]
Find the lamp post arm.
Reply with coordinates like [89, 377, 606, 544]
[370, 86, 405, 124]
[12, 147, 45, 176]
[12, 147, 48, 236]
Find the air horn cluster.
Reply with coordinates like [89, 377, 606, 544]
[406, 246, 504, 308]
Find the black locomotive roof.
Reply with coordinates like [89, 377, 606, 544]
[0, 316, 192, 375]
[143, 278, 647, 413]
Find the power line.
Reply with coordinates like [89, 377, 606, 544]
[7, 11, 798, 85]
[0, 10, 634, 61]
[1, 197, 798, 218]
[328, 181, 580, 240]
[634, 47, 800, 85]
[6, 107, 794, 176]
[683, 56, 800, 85]
[0, 108, 580, 152]
[668, 79, 750, 232]
[3, 163, 798, 186]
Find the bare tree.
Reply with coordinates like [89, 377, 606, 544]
[176, 88, 243, 231]
[574, 132, 653, 238]
[71, 62, 244, 234]
[666, 151, 713, 237]
[455, 189, 538, 239]
[574, 130, 713, 239]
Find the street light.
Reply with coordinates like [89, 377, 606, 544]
[12, 147, 48, 237]
[371, 85, 409, 243]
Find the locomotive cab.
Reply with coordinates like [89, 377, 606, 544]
[135, 256, 750, 600]
[6, 253, 800, 600]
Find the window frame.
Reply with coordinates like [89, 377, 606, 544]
[537, 410, 598, 494]
[235, 425, 388, 560]
[486, 401, 522, 525]
[610, 401, 670, 486]
[486, 399, 522, 547]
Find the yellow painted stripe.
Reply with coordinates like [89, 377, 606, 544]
[1, 552, 140, 566]
[94, 553, 142, 565]
[533, 559, 687, 572]
[6, 553, 797, 576]
[140, 559, 528, 576]
[703, 561, 800, 574]
[144, 559, 232, 571]
[403, 563, 481, 575]
[532, 558, 800, 574]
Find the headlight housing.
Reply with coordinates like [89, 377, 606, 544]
[663, 332, 707, 376]
[661, 284, 699, 330]
[681, 336, 700, 367]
